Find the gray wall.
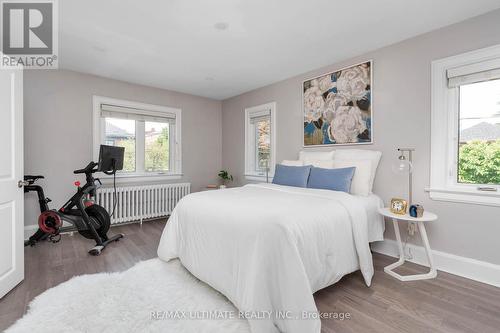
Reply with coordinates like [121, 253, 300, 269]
[221, 10, 500, 265]
[24, 70, 222, 228]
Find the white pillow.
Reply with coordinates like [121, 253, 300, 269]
[299, 150, 335, 161]
[331, 159, 372, 196]
[303, 160, 335, 168]
[281, 160, 304, 166]
[333, 149, 382, 192]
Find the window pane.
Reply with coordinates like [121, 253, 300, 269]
[104, 118, 136, 172]
[145, 121, 169, 172]
[458, 79, 500, 185]
[256, 119, 270, 172]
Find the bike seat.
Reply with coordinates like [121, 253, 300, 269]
[24, 175, 44, 183]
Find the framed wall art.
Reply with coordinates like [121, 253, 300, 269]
[303, 61, 372, 146]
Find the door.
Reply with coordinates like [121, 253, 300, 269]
[0, 67, 23, 298]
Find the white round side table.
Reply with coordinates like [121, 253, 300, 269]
[378, 207, 438, 281]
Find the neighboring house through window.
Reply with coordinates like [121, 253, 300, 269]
[430, 44, 500, 205]
[93, 96, 182, 181]
[244, 102, 276, 181]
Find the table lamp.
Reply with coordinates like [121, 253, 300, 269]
[391, 148, 415, 205]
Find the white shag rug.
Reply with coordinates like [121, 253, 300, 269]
[7, 259, 250, 333]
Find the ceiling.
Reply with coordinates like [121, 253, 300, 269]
[60, 0, 500, 100]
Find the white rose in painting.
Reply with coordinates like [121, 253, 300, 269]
[326, 93, 348, 111]
[322, 93, 348, 123]
[328, 106, 367, 143]
[336, 64, 370, 100]
[304, 85, 325, 123]
[318, 75, 335, 93]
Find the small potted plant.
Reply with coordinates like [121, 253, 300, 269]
[218, 170, 233, 189]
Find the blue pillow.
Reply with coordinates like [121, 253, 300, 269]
[307, 167, 355, 193]
[272, 164, 312, 188]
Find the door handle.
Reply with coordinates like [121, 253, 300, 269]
[18, 180, 29, 188]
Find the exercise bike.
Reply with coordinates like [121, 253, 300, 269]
[24, 145, 125, 256]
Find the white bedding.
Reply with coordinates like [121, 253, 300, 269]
[158, 183, 377, 333]
[356, 193, 385, 242]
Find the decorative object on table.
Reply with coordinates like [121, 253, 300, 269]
[409, 204, 424, 218]
[303, 61, 372, 146]
[206, 184, 218, 190]
[218, 170, 233, 189]
[390, 198, 408, 215]
[378, 207, 438, 281]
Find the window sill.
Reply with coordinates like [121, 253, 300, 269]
[244, 174, 274, 182]
[99, 173, 183, 185]
[425, 187, 500, 206]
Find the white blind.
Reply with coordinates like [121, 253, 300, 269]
[249, 109, 271, 124]
[250, 115, 270, 124]
[100, 104, 176, 123]
[447, 58, 500, 88]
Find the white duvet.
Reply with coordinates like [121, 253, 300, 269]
[158, 183, 374, 333]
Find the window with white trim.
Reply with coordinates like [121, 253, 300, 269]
[430, 45, 500, 205]
[244, 102, 276, 180]
[93, 96, 182, 180]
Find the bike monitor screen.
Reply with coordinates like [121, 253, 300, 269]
[98, 145, 125, 172]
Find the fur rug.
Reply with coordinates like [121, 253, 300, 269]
[7, 259, 250, 333]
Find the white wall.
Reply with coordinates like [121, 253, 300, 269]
[221, 10, 500, 265]
[24, 70, 222, 228]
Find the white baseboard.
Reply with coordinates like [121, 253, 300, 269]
[371, 239, 500, 288]
[24, 224, 38, 240]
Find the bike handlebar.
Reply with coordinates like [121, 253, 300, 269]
[73, 162, 99, 175]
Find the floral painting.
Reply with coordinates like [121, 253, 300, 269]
[303, 61, 372, 146]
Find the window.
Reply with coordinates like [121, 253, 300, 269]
[104, 118, 136, 172]
[458, 80, 500, 185]
[254, 117, 271, 172]
[93, 96, 182, 180]
[245, 102, 276, 180]
[145, 121, 170, 173]
[430, 45, 500, 205]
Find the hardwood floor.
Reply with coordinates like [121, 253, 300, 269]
[1, 220, 499, 332]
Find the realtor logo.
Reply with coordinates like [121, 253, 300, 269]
[1, 0, 58, 69]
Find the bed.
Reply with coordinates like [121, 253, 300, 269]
[157, 182, 384, 333]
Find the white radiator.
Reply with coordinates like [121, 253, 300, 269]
[96, 183, 191, 224]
